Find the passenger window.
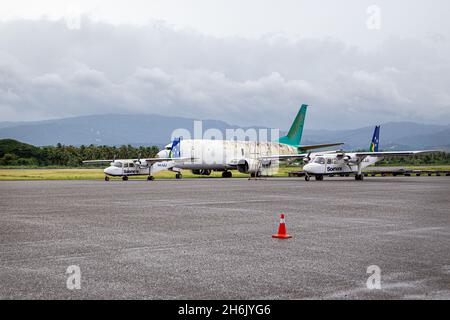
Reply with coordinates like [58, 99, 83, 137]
[327, 159, 332, 164]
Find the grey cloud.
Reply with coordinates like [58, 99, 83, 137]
[0, 17, 449, 129]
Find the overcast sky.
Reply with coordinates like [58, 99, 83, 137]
[0, 0, 449, 129]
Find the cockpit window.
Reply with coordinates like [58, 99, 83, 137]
[164, 144, 172, 150]
[113, 161, 122, 168]
[313, 157, 325, 164]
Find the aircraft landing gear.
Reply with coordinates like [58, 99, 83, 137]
[175, 173, 183, 179]
[315, 175, 324, 181]
[122, 176, 129, 181]
[104, 176, 110, 181]
[147, 175, 155, 181]
[250, 172, 262, 178]
[304, 174, 310, 181]
[355, 174, 364, 181]
[222, 171, 232, 178]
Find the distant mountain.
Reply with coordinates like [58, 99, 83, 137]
[0, 114, 272, 147]
[0, 114, 449, 150]
[303, 122, 450, 150]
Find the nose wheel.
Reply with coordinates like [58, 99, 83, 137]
[304, 174, 310, 181]
[104, 176, 110, 181]
[175, 173, 183, 179]
[147, 176, 155, 181]
[122, 176, 129, 181]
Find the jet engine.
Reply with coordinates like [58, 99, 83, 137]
[237, 159, 260, 174]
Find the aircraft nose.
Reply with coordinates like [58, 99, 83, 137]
[104, 167, 113, 175]
[303, 163, 320, 174]
[157, 150, 168, 158]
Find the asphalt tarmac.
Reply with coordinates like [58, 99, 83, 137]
[1, 177, 449, 299]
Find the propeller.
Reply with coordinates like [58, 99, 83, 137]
[303, 152, 311, 164]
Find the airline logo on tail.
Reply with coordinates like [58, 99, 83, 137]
[278, 104, 308, 146]
[169, 137, 181, 158]
[370, 125, 380, 152]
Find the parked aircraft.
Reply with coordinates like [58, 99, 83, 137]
[154, 104, 342, 179]
[83, 104, 343, 180]
[82, 138, 190, 181]
[301, 125, 440, 181]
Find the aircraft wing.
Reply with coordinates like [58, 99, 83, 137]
[259, 149, 345, 161]
[143, 157, 194, 164]
[353, 150, 441, 158]
[82, 160, 113, 164]
[298, 142, 344, 151]
[259, 153, 309, 160]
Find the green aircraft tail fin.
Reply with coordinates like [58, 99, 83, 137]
[278, 104, 308, 146]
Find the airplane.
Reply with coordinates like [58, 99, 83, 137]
[82, 138, 192, 181]
[83, 104, 343, 180]
[301, 125, 440, 181]
[154, 104, 343, 179]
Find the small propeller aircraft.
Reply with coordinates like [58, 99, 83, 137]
[301, 125, 440, 181]
[82, 138, 192, 181]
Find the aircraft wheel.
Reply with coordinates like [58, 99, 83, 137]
[175, 173, 182, 179]
[122, 176, 128, 181]
[222, 171, 232, 178]
[147, 176, 155, 181]
[104, 176, 110, 181]
[305, 175, 310, 181]
[315, 175, 323, 181]
[355, 174, 364, 181]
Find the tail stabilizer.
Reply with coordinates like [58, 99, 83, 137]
[370, 125, 380, 152]
[278, 104, 308, 146]
[169, 137, 181, 158]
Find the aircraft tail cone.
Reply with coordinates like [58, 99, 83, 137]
[272, 213, 292, 239]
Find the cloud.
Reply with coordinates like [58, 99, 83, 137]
[0, 17, 449, 129]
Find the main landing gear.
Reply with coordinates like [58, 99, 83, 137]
[222, 171, 232, 178]
[175, 173, 183, 179]
[355, 174, 364, 181]
[304, 174, 323, 181]
[122, 176, 129, 181]
[147, 176, 155, 181]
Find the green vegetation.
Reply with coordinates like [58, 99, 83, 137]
[375, 152, 450, 166]
[0, 139, 160, 167]
[0, 139, 449, 181]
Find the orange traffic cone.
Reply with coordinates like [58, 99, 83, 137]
[272, 213, 292, 239]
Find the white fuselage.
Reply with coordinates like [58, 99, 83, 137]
[103, 160, 152, 176]
[157, 139, 298, 172]
[303, 153, 380, 175]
